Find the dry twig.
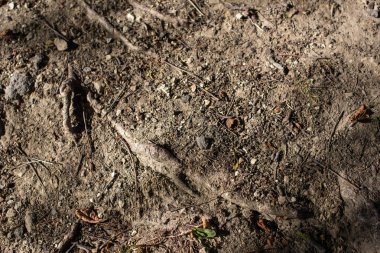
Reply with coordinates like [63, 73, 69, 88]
[76, 0, 141, 52]
[56, 222, 81, 253]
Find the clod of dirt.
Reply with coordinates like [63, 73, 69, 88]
[4, 71, 35, 100]
[196, 135, 211, 149]
[30, 53, 47, 70]
[367, 2, 379, 18]
[54, 38, 69, 51]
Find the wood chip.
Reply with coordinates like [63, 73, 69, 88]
[349, 104, 368, 123]
[226, 117, 238, 129]
[75, 208, 104, 224]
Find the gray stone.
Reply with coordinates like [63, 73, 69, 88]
[5, 71, 34, 100]
[83, 67, 92, 73]
[31, 54, 47, 70]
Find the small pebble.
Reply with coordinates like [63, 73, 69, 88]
[105, 37, 113, 44]
[250, 158, 257, 165]
[93, 80, 104, 93]
[83, 67, 92, 73]
[54, 38, 68, 51]
[8, 2, 15, 10]
[105, 54, 112, 61]
[235, 13, 244, 19]
[126, 13, 135, 23]
[6, 208, 16, 218]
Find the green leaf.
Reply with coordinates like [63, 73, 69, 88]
[192, 228, 216, 239]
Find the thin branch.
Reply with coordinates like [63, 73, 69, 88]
[128, 0, 184, 26]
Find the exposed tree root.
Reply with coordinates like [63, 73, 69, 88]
[87, 93, 198, 198]
[60, 65, 80, 144]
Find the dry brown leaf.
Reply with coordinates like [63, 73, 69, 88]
[226, 117, 238, 129]
[75, 208, 104, 224]
[257, 218, 271, 233]
[350, 105, 368, 123]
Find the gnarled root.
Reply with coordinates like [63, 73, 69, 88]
[87, 93, 198, 197]
[60, 65, 80, 144]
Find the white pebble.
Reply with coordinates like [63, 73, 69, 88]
[8, 2, 15, 10]
[250, 158, 257, 165]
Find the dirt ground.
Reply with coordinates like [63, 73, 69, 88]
[0, 0, 379, 252]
